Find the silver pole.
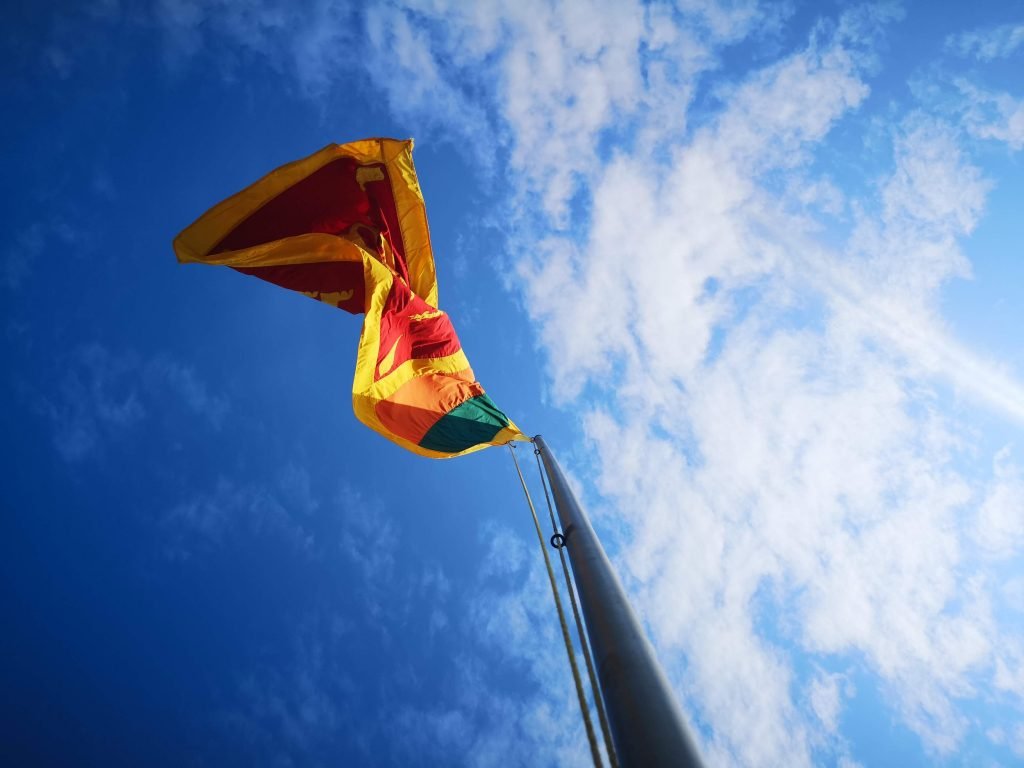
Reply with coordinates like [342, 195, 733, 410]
[533, 435, 704, 768]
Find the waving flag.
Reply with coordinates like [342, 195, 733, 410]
[174, 138, 524, 458]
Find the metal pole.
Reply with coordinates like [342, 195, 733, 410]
[533, 435, 704, 768]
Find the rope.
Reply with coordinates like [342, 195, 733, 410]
[533, 445, 619, 768]
[508, 444, 603, 768]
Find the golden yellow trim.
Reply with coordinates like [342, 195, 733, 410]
[369, 350, 472, 401]
[175, 137, 523, 458]
[174, 144, 355, 264]
[173, 137, 439, 303]
[380, 139, 439, 308]
[352, 255, 393, 394]
[176, 233, 366, 268]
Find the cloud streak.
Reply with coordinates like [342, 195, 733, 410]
[34, 344, 229, 462]
[946, 22, 1024, 62]
[124, 1, 1024, 764]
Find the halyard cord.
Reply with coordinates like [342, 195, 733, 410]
[508, 444, 603, 768]
[533, 444, 620, 768]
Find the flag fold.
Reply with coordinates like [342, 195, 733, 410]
[174, 138, 525, 458]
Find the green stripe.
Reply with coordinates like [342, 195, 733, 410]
[418, 393, 510, 454]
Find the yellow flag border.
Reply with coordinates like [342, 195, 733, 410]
[172, 138, 439, 307]
[173, 138, 523, 458]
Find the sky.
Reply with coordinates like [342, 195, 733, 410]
[2, 1, 1024, 766]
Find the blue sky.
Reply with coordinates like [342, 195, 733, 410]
[3, 1, 1024, 766]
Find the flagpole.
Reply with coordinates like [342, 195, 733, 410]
[533, 436, 704, 768]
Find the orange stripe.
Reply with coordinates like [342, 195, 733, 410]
[373, 371, 482, 445]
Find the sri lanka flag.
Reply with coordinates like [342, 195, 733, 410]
[174, 138, 525, 458]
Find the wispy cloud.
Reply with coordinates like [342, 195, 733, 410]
[515, 29, 1018, 767]
[807, 670, 849, 734]
[162, 470, 315, 557]
[35, 343, 229, 462]
[146, 353, 231, 427]
[124, 1, 1024, 764]
[337, 483, 400, 615]
[213, 486, 460, 765]
[38, 344, 147, 462]
[375, 4, 1023, 765]
[392, 522, 600, 768]
[973, 447, 1024, 558]
[4, 219, 82, 291]
[955, 79, 1024, 151]
[946, 23, 1024, 62]
[223, 613, 358, 766]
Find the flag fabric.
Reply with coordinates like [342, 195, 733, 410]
[174, 138, 525, 458]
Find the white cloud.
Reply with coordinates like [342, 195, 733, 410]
[503, 7, 1024, 766]
[946, 23, 1024, 61]
[1013, 724, 1024, 758]
[353, 0, 655, 219]
[141, 0, 781, 220]
[359, 3, 494, 150]
[134, 1, 1024, 765]
[518, 15, 874, 406]
[808, 671, 845, 733]
[956, 79, 1024, 151]
[974, 448, 1024, 558]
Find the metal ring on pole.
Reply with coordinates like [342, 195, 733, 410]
[550, 532, 566, 549]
